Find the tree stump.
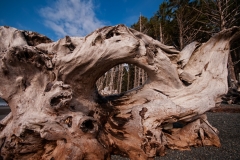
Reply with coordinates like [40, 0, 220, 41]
[0, 25, 239, 159]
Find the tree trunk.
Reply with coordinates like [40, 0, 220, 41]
[118, 64, 123, 93]
[127, 65, 130, 91]
[138, 66, 141, 86]
[177, 12, 184, 50]
[134, 66, 137, 87]
[109, 68, 115, 94]
[160, 22, 164, 44]
[0, 25, 239, 160]
[116, 65, 120, 93]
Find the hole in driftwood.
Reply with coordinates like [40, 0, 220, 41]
[50, 94, 71, 107]
[96, 63, 148, 96]
[50, 96, 62, 106]
[173, 122, 185, 128]
[0, 98, 10, 121]
[44, 82, 53, 92]
[80, 119, 95, 132]
[106, 31, 114, 39]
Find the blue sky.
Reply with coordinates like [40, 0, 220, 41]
[0, 0, 163, 41]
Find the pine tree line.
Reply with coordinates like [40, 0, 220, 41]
[97, 0, 240, 95]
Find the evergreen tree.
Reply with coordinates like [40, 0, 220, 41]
[131, 15, 150, 34]
[96, 0, 240, 96]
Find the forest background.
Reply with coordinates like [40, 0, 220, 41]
[96, 0, 240, 98]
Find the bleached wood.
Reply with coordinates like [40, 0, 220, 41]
[0, 25, 239, 160]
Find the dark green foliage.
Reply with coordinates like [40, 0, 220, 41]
[130, 0, 239, 48]
[128, 0, 240, 82]
[96, 0, 240, 95]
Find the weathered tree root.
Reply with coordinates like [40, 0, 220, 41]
[0, 25, 239, 159]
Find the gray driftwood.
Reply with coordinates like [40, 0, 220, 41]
[0, 25, 239, 159]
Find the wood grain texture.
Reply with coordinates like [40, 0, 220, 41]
[0, 25, 239, 159]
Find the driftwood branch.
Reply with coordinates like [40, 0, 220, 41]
[0, 25, 239, 159]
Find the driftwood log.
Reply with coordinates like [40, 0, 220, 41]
[0, 25, 239, 160]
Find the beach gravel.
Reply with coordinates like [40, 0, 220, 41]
[112, 112, 240, 160]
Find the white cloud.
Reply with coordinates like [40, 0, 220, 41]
[39, 0, 105, 38]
